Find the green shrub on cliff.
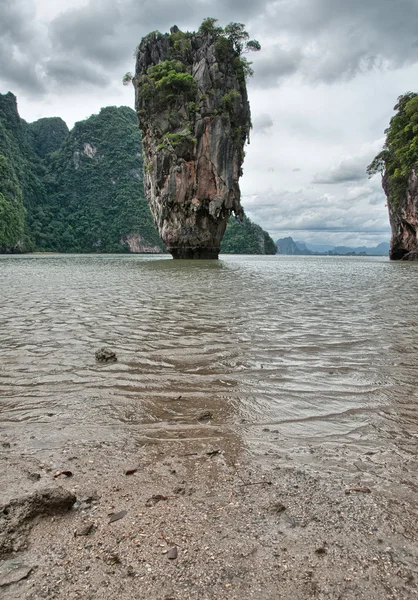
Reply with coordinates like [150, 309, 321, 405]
[367, 92, 418, 207]
[137, 60, 196, 109]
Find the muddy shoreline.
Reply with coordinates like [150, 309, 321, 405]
[1, 430, 417, 599]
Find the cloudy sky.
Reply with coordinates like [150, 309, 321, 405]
[2, 0, 418, 246]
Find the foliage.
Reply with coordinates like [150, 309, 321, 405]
[220, 90, 241, 116]
[157, 130, 196, 151]
[233, 56, 254, 82]
[168, 28, 192, 61]
[367, 92, 418, 208]
[29, 117, 69, 158]
[37, 106, 163, 253]
[0, 93, 163, 253]
[0, 92, 47, 249]
[197, 18, 260, 81]
[122, 72, 133, 86]
[198, 18, 224, 36]
[137, 60, 196, 108]
[0, 154, 25, 251]
[221, 215, 276, 254]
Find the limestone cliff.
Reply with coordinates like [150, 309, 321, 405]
[134, 22, 258, 259]
[383, 170, 418, 260]
[368, 93, 418, 260]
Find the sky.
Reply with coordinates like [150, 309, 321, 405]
[2, 0, 418, 247]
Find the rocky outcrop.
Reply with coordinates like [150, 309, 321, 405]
[121, 232, 163, 254]
[134, 25, 253, 259]
[383, 170, 418, 260]
[0, 486, 76, 556]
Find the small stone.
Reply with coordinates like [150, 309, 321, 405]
[53, 470, 73, 478]
[125, 468, 138, 476]
[198, 411, 213, 422]
[95, 348, 117, 363]
[109, 510, 127, 523]
[106, 553, 121, 565]
[75, 523, 94, 536]
[0, 564, 33, 587]
[269, 502, 286, 514]
[167, 547, 178, 560]
[206, 448, 220, 457]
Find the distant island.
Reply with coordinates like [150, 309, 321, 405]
[276, 236, 389, 256]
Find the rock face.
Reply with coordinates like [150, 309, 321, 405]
[120, 232, 163, 254]
[383, 170, 418, 260]
[134, 26, 252, 259]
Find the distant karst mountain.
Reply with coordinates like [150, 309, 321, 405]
[276, 236, 389, 256]
[275, 236, 306, 255]
[0, 92, 274, 255]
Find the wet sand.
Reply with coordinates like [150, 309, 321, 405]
[1, 429, 417, 600]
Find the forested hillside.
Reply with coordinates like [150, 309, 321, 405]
[221, 215, 277, 254]
[34, 106, 163, 253]
[0, 92, 275, 255]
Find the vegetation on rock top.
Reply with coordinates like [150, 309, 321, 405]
[367, 92, 418, 207]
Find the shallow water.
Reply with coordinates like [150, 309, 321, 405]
[1, 254, 418, 477]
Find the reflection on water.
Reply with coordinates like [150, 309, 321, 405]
[0, 253, 418, 469]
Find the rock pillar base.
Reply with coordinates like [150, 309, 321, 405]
[169, 247, 219, 260]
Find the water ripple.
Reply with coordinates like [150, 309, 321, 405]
[0, 254, 418, 460]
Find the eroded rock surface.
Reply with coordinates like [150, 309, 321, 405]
[384, 169, 418, 260]
[0, 487, 76, 556]
[134, 26, 252, 259]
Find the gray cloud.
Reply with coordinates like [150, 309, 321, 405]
[250, 0, 418, 87]
[312, 139, 385, 184]
[242, 176, 389, 245]
[49, 3, 123, 66]
[2, 0, 418, 93]
[0, 0, 46, 93]
[45, 58, 109, 87]
[252, 113, 273, 134]
[312, 157, 368, 184]
[251, 45, 302, 86]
